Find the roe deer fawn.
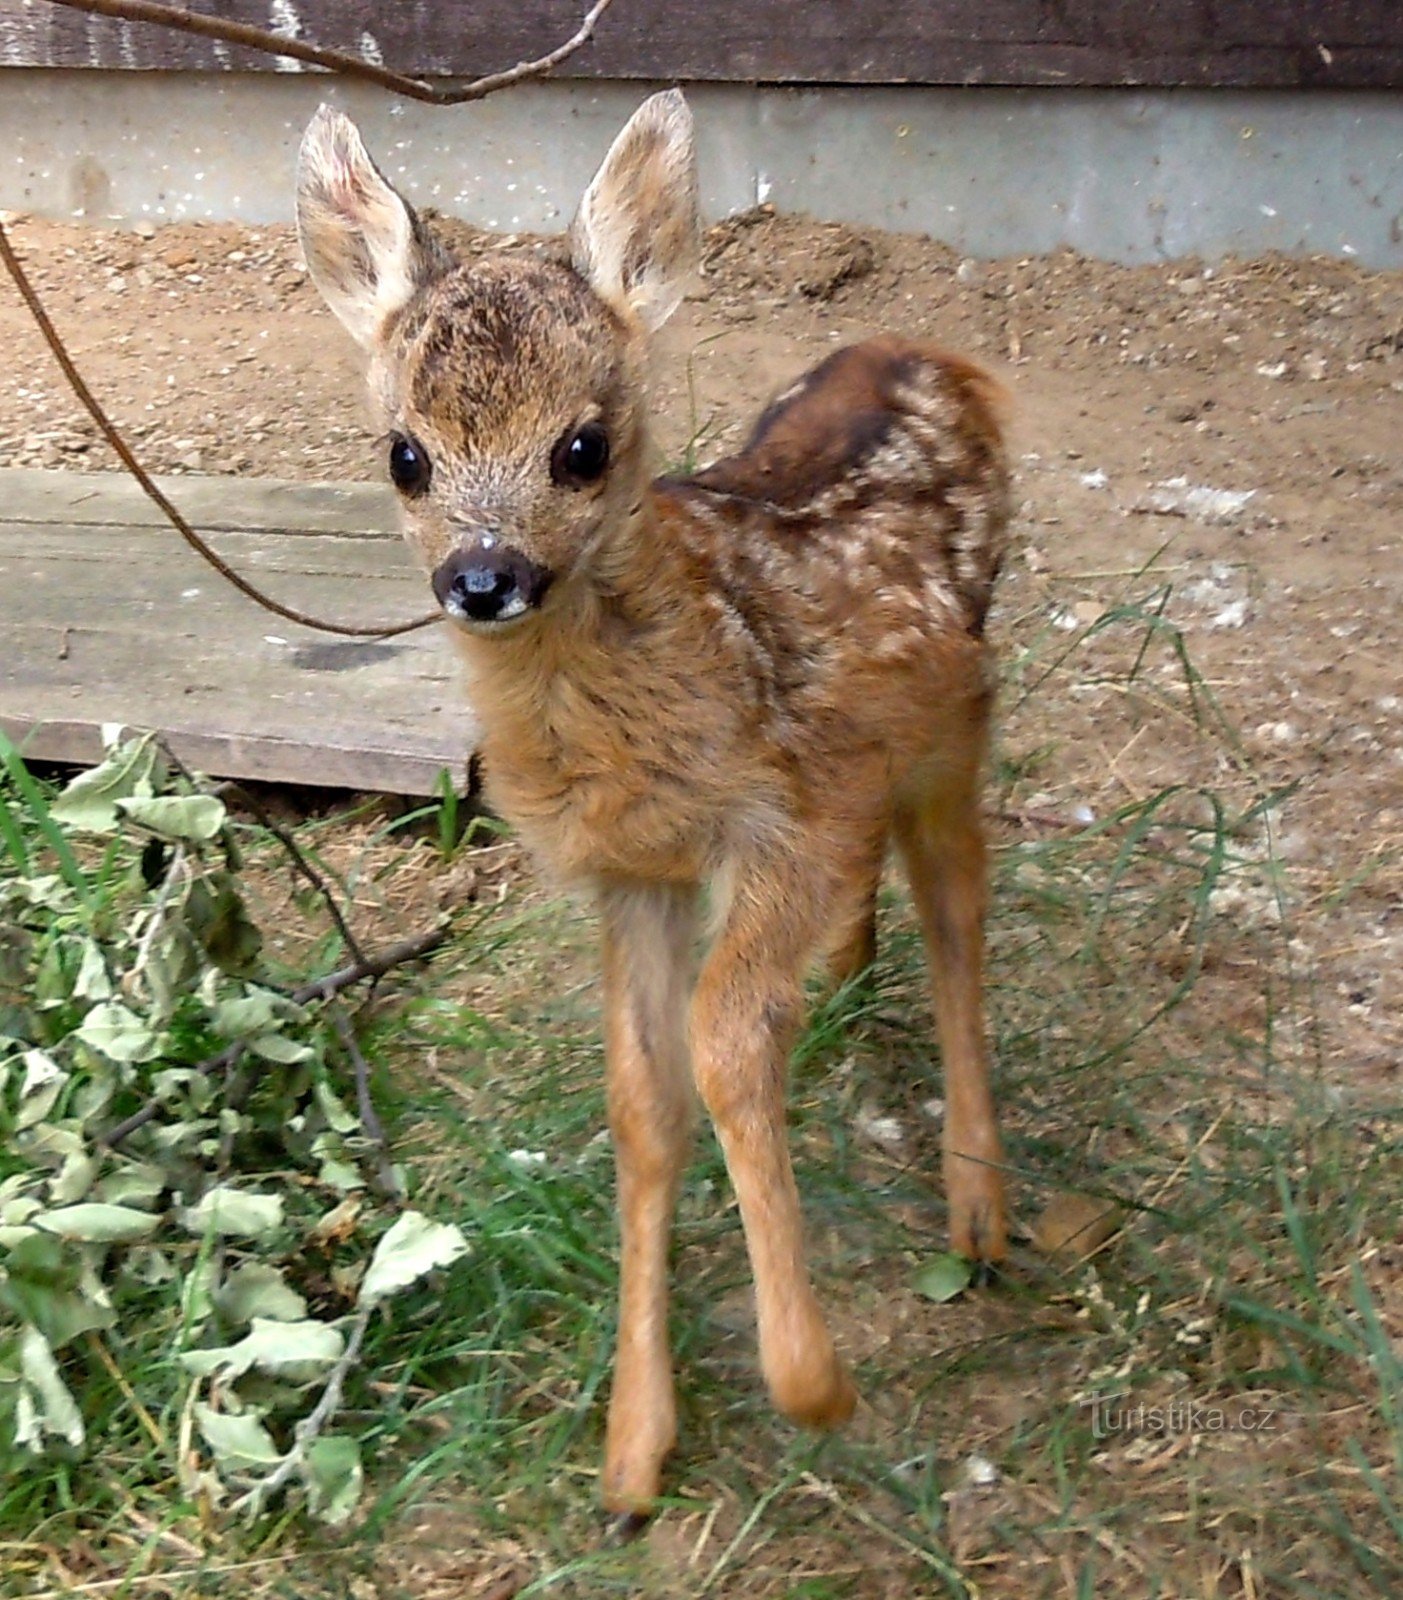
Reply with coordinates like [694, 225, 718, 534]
[297, 90, 1011, 1515]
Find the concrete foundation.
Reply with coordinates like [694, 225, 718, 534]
[3, 71, 1400, 266]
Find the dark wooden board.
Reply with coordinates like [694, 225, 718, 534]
[0, 468, 476, 794]
[0, 0, 1398, 88]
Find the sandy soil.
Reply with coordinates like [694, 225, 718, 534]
[1, 205, 1399, 1594]
[1, 205, 1396, 1087]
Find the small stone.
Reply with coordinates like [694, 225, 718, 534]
[133, 219, 156, 239]
[1031, 1194, 1124, 1258]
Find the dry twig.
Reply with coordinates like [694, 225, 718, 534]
[41, 0, 617, 105]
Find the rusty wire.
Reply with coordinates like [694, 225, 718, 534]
[0, 220, 442, 637]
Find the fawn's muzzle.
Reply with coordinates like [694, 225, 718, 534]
[432, 545, 553, 625]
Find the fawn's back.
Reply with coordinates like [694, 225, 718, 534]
[298, 90, 1013, 1520]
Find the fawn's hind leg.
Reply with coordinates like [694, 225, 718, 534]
[894, 743, 1007, 1262]
[599, 882, 699, 1513]
[821, 833, 884, 988]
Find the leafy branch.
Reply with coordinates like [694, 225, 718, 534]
[0, 732, 475, 1523]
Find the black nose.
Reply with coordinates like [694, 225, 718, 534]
[432, 545, 553, 624]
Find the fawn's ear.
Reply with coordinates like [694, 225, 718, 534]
[296, 105, 439, 349]
[570, 89, 700, 333]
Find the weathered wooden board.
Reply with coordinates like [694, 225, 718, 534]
[0, 0, 1397, 88]
[0, 467, 477, 794]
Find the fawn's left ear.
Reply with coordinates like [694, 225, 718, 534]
[570, 89, 700, 333]
[296, 105, 442, 349]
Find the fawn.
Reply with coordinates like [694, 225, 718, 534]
[297, 90, 1012, 1515]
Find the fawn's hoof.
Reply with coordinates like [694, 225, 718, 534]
[947, 1168, 1008, 1263]
[772, 1359, 859, 1430]
[603, 1509, 652, 1545]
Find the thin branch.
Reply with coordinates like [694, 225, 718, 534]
[100, 1038, 245, 1147]
[229, 1301, 374, 1518]
[99, 923, 450, 1146]
[290, 924, 450, 1006]
[330, 1006, 403, 1200]
[329, 1007, 387, 1150]
[40, 0, 616, 105]
[211, 777, 367, 973]
[0, 221, 440, 640]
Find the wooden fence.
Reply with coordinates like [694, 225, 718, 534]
[0, 1, 1398, 89]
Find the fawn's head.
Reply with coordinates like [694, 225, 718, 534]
[297, 92, 699, 630]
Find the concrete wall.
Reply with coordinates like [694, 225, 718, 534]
[3, 70, 1400, 266]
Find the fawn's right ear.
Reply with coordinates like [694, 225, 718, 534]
[296, 106, 439, 349]
[570, 89, 700, 333]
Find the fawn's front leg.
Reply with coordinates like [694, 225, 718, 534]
[599, 881, 699, 1513]
[689, 861, 858, 1428]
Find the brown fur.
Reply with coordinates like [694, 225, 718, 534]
[297, 92, 1012, 1515]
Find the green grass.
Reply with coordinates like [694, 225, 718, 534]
[1, 576, 1399, 1599]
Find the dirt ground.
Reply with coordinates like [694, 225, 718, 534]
[0, 206, 1399, 1594]
[1, 204, 1397, 1081]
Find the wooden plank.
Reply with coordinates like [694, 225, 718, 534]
[0, 468, 475, 794]
[0, 0, 1397, 88]
[0, 465, 398, 535]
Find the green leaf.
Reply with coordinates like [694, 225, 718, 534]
[180, 1187, 284, 1240]
[34, 1203, 161, 1244]
[73, 1001, 161, 1064]
[48, 1148, 100, 1207]
[120, 1247, 176, 1288]
[72, 940, 112, 1002]
[359, 1211, 471, 1309]
[16, 1050, 67, 1130]
[117, 794, 227, 843]
[214, 1263, 308, 1326]
[248, 1033, 314, 1065]
[185, 875, 262, 975]
[910, 1252, 975, 1304]
[193, 1403, 283, 1471]
[211, 991, 299, 1041]
[92, 1164, 166, 1211]
[1, 1234, 116, 1348]
[48, 738, 161, 833]
[302, 1435, 363, 1525]
[180, 1317, 344, 1382]
[15, 1325, 85, 1450]
[0, 732, 93, 904]
[313, 1081, 358, 1135]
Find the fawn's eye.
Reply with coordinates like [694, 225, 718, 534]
[388, 433, 431, 497]
[551, 422, 610, 488]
